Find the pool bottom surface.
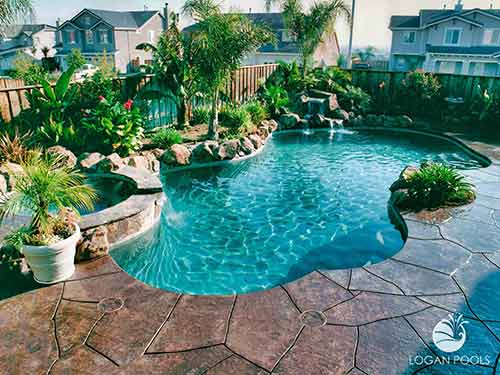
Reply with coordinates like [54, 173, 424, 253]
[111, 130, 482, 295]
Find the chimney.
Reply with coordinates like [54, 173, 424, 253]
[454, 0, 464, 12]
[56, 18, 61, 28]
[163, 3, 169, 30]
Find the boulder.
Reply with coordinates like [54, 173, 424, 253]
[240, 137, 256, 155]
[258, 126, 270, 139]
[148, 148, 165, 159]
[125, 155, 150, 171]
[47, 146, 77, 168]
[0, 162, 23, 191]
[162, 144, 191, 166]
[138, 151, 161, 172]
[311, 113, 327, 128]
[331, 109, 350, 121]
[248, 134, 263, 149]
[78, 152, 105, 171]
[298, 119, 310, 129]
[216, 140, 241, 160]
[268, 119, 279, 132]
[97, 153, 124, 172]
[76, 226, 110, 262]
[390, 166, 420, 192]
[398, 115, 414, 128]
[279, 113, 301, 130]
[192, 141, 218, 163]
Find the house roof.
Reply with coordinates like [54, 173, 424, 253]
[75, 9, 159, 29]
[427, 45, 500, 56]
[390, 8, 500, 29]
[0, 24, 55, 53]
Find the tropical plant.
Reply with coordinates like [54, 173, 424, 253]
[41, 46, 50, 58]
[275, 0, 350, 77]
[182, 0, 275, 139]
[404, 163, 475, 210]
[396, 71, 443, 117]
[242, 99, 269, 124]
[312, 65, 352, 92]
[0, 153, 96, 245]
[138, 16, 200, 129]
[66, 49, 86, 70]
[337, 85, 372, 114]
[191, 105, 211, 125]
[151, 128, 183, 148]
[81, 98, 144, 156]
[355, 46, 376, 62]
[261, 84, 290, 118]
[0, 128, 32, 163]
[219, 104, 252, 129]
[0, 0, 32, 28]
[79, 69, 121, 108]
[469, 85, 500, 124]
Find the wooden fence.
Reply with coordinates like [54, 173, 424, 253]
[347, 69, 500, 104]
[0, 64, 278, 129]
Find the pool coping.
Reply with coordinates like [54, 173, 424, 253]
[1, 128, 500, 374]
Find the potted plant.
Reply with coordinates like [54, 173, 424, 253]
[0, 152, 96, 284]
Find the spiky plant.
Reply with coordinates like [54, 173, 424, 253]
[0, 128, 32, 164]
[0, 153, 96, 243]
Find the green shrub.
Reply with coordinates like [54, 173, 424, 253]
[79, 70, 121, 108]
[395, 71, 443, 118]
[219, 104, 252, 129]
[402, 163, 475, 210]
[337, 85, 372, 114]
[469, 85, 500, 124]
[312, 66, 352, 92]
[151, 128, 183, 148]
[191, 105, 211, 125]
[242, 100, 268, 124]
[260, 84, 290, 118]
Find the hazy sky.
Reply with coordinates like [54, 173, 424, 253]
[31, 0, 499, 49]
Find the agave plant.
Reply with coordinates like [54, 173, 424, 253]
[0, 153, 96, 242]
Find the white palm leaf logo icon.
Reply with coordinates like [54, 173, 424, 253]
[432, 314, 468, 353]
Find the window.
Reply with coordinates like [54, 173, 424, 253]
[444, 28, 462, 45]
[484, 29, 500, 45]
[99, 30, 109, 44]
[148, 30, 155, 43]
[67, 30, 76, 44]
[85, 30, 94, 44]
[281, 30, 294, 42]
[402, 31, 416, 44]
[436, 60, 463, 74]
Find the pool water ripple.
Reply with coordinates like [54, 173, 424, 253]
[112, 130, 483, 295]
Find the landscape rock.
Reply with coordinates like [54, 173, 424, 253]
[139, 151, 161, 172]
[125, 155, 150, 171]
[97, 153, 124, 172]
[162, 144, 191, 166]
[398, 115, 414, 128]
[192, 141, 218, 163]
[258, 126, 270, 139]
[311, 113, 327, 128]
[240, 137, 256, 155]
[268, 119, 279, 131]
[390, 166, 420, 192]
[279, 113, 301, 130]
[76, 226, 110, 262]
[216, 140, 241, 160]
[332, 109, 350, 121]
[47, 146, 77, 168]
[78, 152, 105, 171]
[0, 162, 23, 191]
[248, 134, 263, 149]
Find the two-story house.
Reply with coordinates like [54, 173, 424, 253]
[389, 1, 500, 77]
[0, 24, 57, 73]
[183, 12, 341, 66]
[56, 6, 169, 73]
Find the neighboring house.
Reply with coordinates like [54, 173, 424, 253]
[55, 6, 169, 73]
[0, 24, 57, 73]
[389, 0, 500, 76]
[183, 13, 341, 66]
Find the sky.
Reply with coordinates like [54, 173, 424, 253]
[31, 0, 499, 49]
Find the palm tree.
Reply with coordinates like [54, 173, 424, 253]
[0, 0, 33, 29]
[182, 0, 275, 140]
[355, 46, 376, 62]
[137, 16, 200, 129]
[41, 46, 50, 58]
[275, 0, 351, 77]
[0, 153, 96, 236]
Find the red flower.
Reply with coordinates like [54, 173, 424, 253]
[124, 99, 134, 111]
[98, 96, 105, 101]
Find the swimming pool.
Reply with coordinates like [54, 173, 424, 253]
[112, 130, 484, 295]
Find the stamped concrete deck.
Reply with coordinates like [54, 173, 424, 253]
[1, 137, 500, 374]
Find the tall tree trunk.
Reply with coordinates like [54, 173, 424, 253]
[208, 89, 219, 140]
[302, 53, 308, 79]
[177, 96, 189, 130]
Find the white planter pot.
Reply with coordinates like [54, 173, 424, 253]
[23, 224, 81, 284]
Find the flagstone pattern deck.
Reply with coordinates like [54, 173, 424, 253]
[1, 147, 500, 374]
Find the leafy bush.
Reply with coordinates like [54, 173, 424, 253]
[396, 71, 443, 117]
[264, 61, 313, 95]
[0, 153, 96, 246]
[242, 100, 268, 124]
[191, 105, 211, 125]
[337, 85, 372, 114]
[403, 163, 475, 210]
[260, 84, 290, 118]
[81, 98, 145, 156]
[219, 104, 252, 129]
[151, 128, 183, 148]
[469, 85, 500, 124]
[12, 53, 50, 85]
[66, 49, 86, 70]
[79, 70, 121, 108]
[312, 66, 352, 92]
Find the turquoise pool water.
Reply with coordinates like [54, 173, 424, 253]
[112, 130, 483, 295]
